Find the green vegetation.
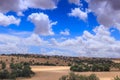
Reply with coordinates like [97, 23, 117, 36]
[114, 76, 120, 80]
[70, 63, 110, 72]
[70, 59, 120, 72]
[113, 63, 120, 70]
[59, 72, 120, 80]
[0, 70, 10, 79]
[59, 72, 99, 80]
[33, 61, 56, 66]
[0, 62, 35, 79]
[1, 62, 6, 69]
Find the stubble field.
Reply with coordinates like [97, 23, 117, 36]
[18, 66, 120, 80]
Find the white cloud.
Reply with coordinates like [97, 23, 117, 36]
[25, 0, 59, 10]
[42, 49, 76, 56]
[0, 25, 120, 57]
[69, 0, 81, 6]
[0, 0, 58, 15]
[87, 0, 120, 30]
[0, 34, 26, 53]
[0, 0, 58, 26]
[60, 29, 70, 36]
[69, 8, 88, 21]
[23, 34, 42, 46]
[0, 0, 22, 13]
[49, 25, 120, 58]
[0, 33, 43, 53]
[0, 13, 20, 26]
[28, 13, 57, 36]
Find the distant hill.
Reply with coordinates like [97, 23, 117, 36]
[0, 54, 119, 66]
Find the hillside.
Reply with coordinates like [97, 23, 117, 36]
[0, 54, 119, 66]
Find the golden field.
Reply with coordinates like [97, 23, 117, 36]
[17, 66, 120, 80]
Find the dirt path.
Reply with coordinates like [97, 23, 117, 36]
[17, 66, 120, 80]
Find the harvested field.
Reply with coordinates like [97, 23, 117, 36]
[17, 66, 120, 80]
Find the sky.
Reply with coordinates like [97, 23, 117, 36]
[0, 0, 120, 58]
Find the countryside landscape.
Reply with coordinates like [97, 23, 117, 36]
[0, 54, 120, 80]
[0, 0, 120, 80]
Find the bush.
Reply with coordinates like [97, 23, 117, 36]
[0, 70, 10, 79]
[88, 74, 99, 80]
[59, 72, 99, 80]
[1, 62, 6, 69]
[68, 72, 78, 80]
[71, 63, 110, 72]
[59, 75, 67, 80]
[70, 64, 89, 72]
[22, 65, 34, 77]
[114, 76, 120, 80]
[10, 70, 17, 79]
[0, 63, 35, 79]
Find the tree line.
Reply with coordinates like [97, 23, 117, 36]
[70, 59, 120, 72]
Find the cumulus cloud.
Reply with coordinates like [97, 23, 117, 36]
[28, 13, 57, 36]
[87, 0, 120, 30]
[0, 13, 20, 26]
[0, 0, 58, 14]
[0, 0, 23, 13]
[25, 0, 59, 10]
[69, 0, 81, 6]
[0, 0, 58, 26]
[60, 29, 70, 36]
[0, 25, 120, 57]
[49, 25, 120, 58]
[23, 34, 42, 46]
[69, 8, 88, 21]
[0, 33, 43, 53]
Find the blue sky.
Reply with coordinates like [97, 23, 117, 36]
[0, 0, 120, 58]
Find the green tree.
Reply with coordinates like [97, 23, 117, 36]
[22, 65, 33, 77]
[103, 64, 110, 71]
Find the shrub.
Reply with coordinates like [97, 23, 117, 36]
[68, 72, 78, 80]
[0, 63, 35, 79]
[59, 75, 67, 80]
[0, 70, 10, 79]
[22, 65, 34, 77]
[59, 72, 99, 80]
[114, 76, 120, 80]
[10, 70, 17, 79]
[70, 65, 84, 72]
[71, 63, 110, 72]
[88, 74, 99, 80]
[1, 62, 6, 69]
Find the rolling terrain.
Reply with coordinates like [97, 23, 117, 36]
[0, 54, 120, 80]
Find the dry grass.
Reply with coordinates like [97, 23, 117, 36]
[112, 59, 120, 63]
[0, 55, 69, 66]
[16, 66, 120, 80]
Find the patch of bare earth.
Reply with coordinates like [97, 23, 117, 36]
[17, 66, 120, 80]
